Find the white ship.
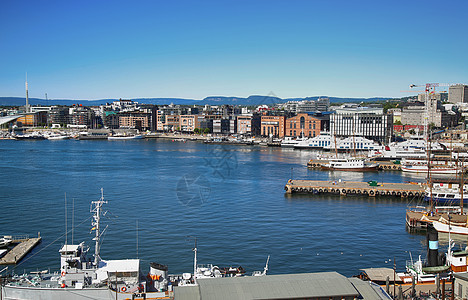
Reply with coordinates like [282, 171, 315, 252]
[2, 189, 173, 300]
[325, 136, 380, 151]
[294, 132, 337, 149]
[320, 157, 379, 172]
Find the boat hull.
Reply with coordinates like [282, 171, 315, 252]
[401, 166, 460, 174]
[320, 165, 378, 172]
[432, 221, 468, 235]
[2, 285, 169, 300]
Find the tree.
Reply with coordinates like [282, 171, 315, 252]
[204, 128, 210, 134]
[394, 120, 402, 125]
[194, 128, 200, 134]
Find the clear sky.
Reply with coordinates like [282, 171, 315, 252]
[1, 0, 467, 100]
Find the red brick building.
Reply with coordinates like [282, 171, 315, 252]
[261, 115, 286, 137]
[285, 113, 325, 137]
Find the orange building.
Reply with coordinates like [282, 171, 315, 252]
[261, 115, 286, 137]
[179, 115, 200, 132]
[285, 113, 323, 137]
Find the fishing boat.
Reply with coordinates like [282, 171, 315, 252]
[320, 157, 379, 171]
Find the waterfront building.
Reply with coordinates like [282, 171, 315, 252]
[330, 105, 392, 143]
[16, 111, 48, 127]
[103, 111, 119, 129]
[285, 113, 328, 137]
[48, 106, 69, 127]
[237, 114, 261, 136]
[213, 119, 230, 134]
[449, 84, 468, 103]
[199, 118, 213, 133]
[69, 105, 95, 128]
[261, 115, 286, 137]
[119, 112, 151, 130]
[179, 115, 200, 132]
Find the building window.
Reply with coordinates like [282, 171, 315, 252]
[313, 123, 316, 129]
[293, 123, 296, 129]
[300, 116, 305, 129]
[309, 123, 311, 129]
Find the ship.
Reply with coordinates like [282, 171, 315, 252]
[320, 157, 379, 172]
[1, 189, 174, 300]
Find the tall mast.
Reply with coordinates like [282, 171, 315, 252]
[25, 73, 30, 113]
[461, 160, 464, 215]
[91, 188, 107, 265]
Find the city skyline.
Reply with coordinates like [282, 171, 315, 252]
[1, 0, 467, 100]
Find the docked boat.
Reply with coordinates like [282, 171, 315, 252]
[108, 134, 144, 140]
[0, 249, 7, 258]
[401, 164, 461, 175]
[0, 236, 12, 248]
[293, 132, 337, 149]
[281, 136, 308, 148]
[326, 136, 380, 151]
[14, 132, 46, 140]
[320, 157, 379, 171]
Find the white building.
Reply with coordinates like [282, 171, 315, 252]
[330, 105, 392, 143]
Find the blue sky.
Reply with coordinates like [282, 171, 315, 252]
[1, 0, 467, 100]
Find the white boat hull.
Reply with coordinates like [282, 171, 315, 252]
[432, 221, 468, 235]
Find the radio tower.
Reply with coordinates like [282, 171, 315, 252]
[25, 73, 30, 113]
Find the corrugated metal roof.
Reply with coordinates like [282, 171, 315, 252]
[180, 272, 359, 300]
[348, 278, 392, 300]
[174, 285, 200, 300]
[173, 272, 394, 300]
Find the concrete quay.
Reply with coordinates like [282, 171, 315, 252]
[0, 236, 42, 265]
[284, 179, 425, 197]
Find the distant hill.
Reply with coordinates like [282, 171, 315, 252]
[0, 95, 393, 107]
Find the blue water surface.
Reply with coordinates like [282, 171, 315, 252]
[0, 139, 452, 276]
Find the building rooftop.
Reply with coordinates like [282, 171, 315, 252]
[173, 272, 391, 300]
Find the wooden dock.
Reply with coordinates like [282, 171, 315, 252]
[284, 179, 425, 197]
[307, 159, 402, 171]
[0, 236, 42, 265]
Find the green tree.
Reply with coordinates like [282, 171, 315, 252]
[204, 128, 210, 134]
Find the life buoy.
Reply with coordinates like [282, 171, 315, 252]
[369, 190, 374, 195]
[61, 271, 66, 277]
[121, 286, 127, 292]
[342, 189, 346, 194]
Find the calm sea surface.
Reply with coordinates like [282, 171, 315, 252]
[0, 139, 462, 276]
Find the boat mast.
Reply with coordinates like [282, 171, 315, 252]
[91, 188, 107, 265]
[461, 159, 464, 215]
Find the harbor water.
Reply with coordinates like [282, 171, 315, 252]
[0, 139, 461, 276]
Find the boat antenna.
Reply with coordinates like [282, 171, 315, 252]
[65, 192, 67, 247]
[72, 197, 74, 245]
[461, 159, 464, 215]
[187, 236, 197, 284]
[91, 188, 107, 265]
[136, 220, 139, 259]
[262, 255, 270, 275]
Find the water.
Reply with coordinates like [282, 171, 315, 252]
[0, 139, 462, 276]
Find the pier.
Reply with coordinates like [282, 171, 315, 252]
[307, 159, 402, 171]
[284, 179, 425, 198]
[0, 235, 42, 265]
